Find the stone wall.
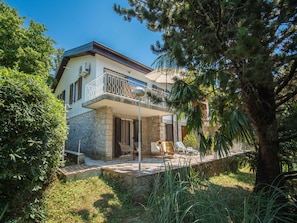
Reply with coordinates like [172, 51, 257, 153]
[144, 116, 162, 153]
[192, 154, 243, 178]
[102, 153, 246, 202]
[66, 108, 180, 160]
[66, 106, 113, 160]
[66, 110, 97, 157]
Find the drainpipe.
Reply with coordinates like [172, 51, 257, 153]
[176, 114, 179, 141]
[172, 115, 174, 142]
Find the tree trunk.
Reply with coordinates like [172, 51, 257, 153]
[244, 81, 282, 191]
[254, 124, 282, 191]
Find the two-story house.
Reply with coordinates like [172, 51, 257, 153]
[54, 41, 203, 160]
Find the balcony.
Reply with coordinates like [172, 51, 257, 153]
[83, 72, 172, 117]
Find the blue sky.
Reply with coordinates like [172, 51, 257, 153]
[5, 0, 162, 67]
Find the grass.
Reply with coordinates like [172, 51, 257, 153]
[45, 167, 255, 223]
[209, 166, 255, 189]
[45, 167, 296, 222]
[45, 177, 144, 223]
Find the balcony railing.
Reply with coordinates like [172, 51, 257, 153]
[85, 72, 168, 108]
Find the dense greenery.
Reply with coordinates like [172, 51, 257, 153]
[183, 132, 198, 149]
[0, 68, 67, 221]
[145, 166, 297, 222]
[0, 1, 59, 82]
[115, 0, 297, 189]
[0, 2, 67, 221]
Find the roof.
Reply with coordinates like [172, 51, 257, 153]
[53, 41, 153, 90]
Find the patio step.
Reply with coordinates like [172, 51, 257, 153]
[58, 164, 102, 181]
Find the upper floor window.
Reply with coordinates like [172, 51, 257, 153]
[69, 77, 82, 104]
[128, 77, 147, 88]
[57, 90, 65, 101]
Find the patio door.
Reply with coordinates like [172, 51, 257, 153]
[166, 123, 174, 141]
[114, 118, 134, 157]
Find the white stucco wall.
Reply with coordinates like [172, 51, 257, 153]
[55, 53, 168, 119]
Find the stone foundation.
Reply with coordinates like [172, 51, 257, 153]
[66, 107, 113, 160]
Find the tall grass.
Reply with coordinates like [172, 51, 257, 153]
[242, 184, 297, 223]
[145, 164, 297, 223]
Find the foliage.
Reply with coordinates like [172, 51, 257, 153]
[278, 103, 297, 171]
[145, 166, 297, 222]
[0, 68, 67, 222]
[115, 0, 297, 188]
[0, 1, 61, 83]
[44, 166, 296, 222]
[183, 132, 198, 149]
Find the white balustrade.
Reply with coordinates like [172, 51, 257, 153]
[85, 72, 168, 108]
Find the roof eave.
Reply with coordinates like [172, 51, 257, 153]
[52, 41, 153, 91]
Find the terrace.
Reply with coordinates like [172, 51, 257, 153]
[83, 71, 172, 117]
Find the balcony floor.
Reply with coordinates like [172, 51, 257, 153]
[82, 93, 173, 117]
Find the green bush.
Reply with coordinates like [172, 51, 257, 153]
[183, 132, 198, 148]
[0, 68, 67, 222]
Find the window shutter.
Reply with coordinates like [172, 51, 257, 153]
[78, 77, 82, 100]
[69, 83, 73, 104]
[61, 90, 65, 101]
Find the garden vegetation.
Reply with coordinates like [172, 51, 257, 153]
[0, 1, 67, 221]
[0, 68, 67, 222]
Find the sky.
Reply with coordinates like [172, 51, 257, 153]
[5, 0, 162, 68]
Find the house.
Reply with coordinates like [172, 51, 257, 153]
[53, 41, 207, 160]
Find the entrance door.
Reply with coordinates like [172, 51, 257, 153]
[166, 123, 174, 141]
[181, 125, 188, 142]
[114, 118, 134, 158]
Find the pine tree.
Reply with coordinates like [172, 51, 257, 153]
[115, 0, 297, 190]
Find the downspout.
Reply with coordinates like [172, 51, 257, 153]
[176, 114, 179, 142]
[172, 115, 174, 142]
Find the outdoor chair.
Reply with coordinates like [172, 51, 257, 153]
[118, 142, 137, 160]
[174, 141, 199, 155]
[151, 141, 163, 156]
[161, 141, 175, 156]
[151, 141, 175, 157]
[123, 82, 135, 99]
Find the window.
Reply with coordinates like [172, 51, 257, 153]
[75, 77, 82, 101]
[128, 77, 147, 88]
[57, 90, 65, 101]
[69, 77, 82, 104]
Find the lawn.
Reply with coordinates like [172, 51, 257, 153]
[45, 176, 144, 223]
[45, 167, 255, 223]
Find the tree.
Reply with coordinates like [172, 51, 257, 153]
[0, 1, 58, 81]
[0, 2, 68, 221]
[115, 0, 297, 189]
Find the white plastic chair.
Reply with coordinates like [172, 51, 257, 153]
[175, 141, 199, 155]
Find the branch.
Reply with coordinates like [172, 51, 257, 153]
[275, 59, 297, 96]
[270, 28, 296, 53]
[215, 0, 222, 42]
[278, 132, 297, 143]
[275, 87, 297, 108]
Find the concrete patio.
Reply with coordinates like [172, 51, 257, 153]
[58, 151, 247, 201]
[59, 151, 244, 180]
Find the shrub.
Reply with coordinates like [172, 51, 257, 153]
[0, 68, 67, 222]
[183, 132, 198, 148]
